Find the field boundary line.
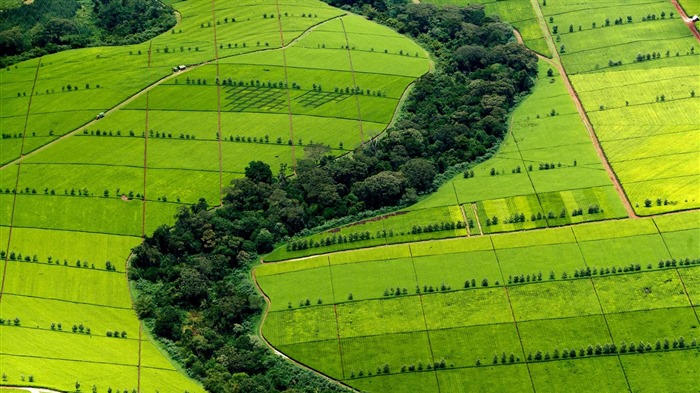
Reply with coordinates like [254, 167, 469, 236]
[570, 228, 633, 393]
[651, 219, 700, 324]
[0, 351, 178, 371]
[211, 0, 224, 206]
[0, 58, 40, 305]
[2, 291, 133, 309]
[326, 256, 347, 379]
[505, 110, 549, 226]
[216, 60, 422, 81]
[249, 268, 360, 392]
[408, 244, 442, 393]
[471, 204, 483, 235]
[490, 237, 537, 393]
[339, 17, 366, 144]
[528, 0, 638, 219]
[276, 0, 297, 172]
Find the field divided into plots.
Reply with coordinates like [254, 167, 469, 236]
[267, 60, 628, 261]
[536, 0, 700, 215]
[424, 0, 551, 57]
[257, 210, 700, 393]
[0, 0, 428, 391]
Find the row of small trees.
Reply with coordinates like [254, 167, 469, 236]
[218, 77, 388, 97]
[262, 12, 317, 19]
[0, 317, 20, 326]
[106, 330, 128, 338]
[349, 359, 449, 379]
[288, 255, 699, 308]
[49, 322, 92, 335]
[0, 186, 180, 204]
[0, 250, 119, 272]
[284, 256, 698, 309]
[286, 221, 468, 251]
[482, 336, 697, 367]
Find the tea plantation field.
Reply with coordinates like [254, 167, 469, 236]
[0, 0, 429, 391]
[257, 211, 700, 393]
[536, 0, 700, 215]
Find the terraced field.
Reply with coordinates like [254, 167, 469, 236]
[0, 0, 429, 391]
[257, 211, 700, 393]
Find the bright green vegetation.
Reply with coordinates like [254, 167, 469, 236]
[268, 61, 629, 260]
[257, 210, 700, 392]
[678, 0, 700, 15]
[424, 0, 551, 57]
[0, 0, 429, 391]
[537, 0, 700, 215]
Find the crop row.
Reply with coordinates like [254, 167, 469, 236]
[345, 335, 698, 379]
[283, 258, 699, 310]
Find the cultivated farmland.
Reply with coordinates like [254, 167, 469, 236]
[0, 0, 429, 391]
[257, 211, 700, 393]
[535, 0, 700, 214]
[267, 61, 629, 261]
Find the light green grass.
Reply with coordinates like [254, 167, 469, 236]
[421, 288, 513, 330]
[263, 306, 338, 346]
[622, 350, 700, 393]
[679, 267, 700, 305]
[336, 296, 425, 338]
[593, 270, 692, 314]
[430, 323, 523, 368]
[256, 265, 334, 311]
[348, 371, 439, 393]
[0, 353, 139, 392]
[530, 357, 630, 393]
[279, 339, 344, 379]
[330, 257, 417, 302]
[413, 250, 502, 289]
[341, 331, 433, 377]
[661, 229, 700, 259]
[497, 242, 585, 278]
[437, 365, 534, 393]
[507, 280, 601, 321]
[605, 307, 700, 344]
[3, 262, 132, 307]
[577, 233, 671, 267]
[518, 315, 612, 355]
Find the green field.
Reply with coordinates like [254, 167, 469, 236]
[535, 0, 700, 214]
[257, 210, 700, 392]
[0, 0, 429, 391]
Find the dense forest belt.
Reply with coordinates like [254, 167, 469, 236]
[0, 0, 177, 67]
[129, 3, 540, 392]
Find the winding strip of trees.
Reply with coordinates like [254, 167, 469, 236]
[130, 2, 537, 392]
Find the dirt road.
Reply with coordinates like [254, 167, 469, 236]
[521, 1, 639, 218]
[670, 0, 700, 41]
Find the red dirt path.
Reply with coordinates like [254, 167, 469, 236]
[671, 0, 700, 41]
[512, 28, 638, 218]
